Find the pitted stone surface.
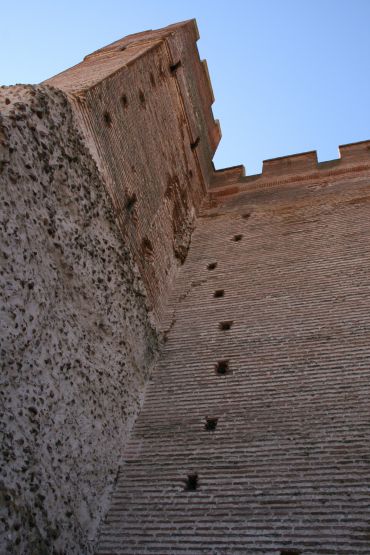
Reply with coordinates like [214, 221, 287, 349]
[0, 85, 158, 554]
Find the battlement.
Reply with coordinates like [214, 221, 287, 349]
[260, 140, 370, 178]
[262, 150, 318, 175]
[210, 139, 370, 199]
[339, 139, 370, 162]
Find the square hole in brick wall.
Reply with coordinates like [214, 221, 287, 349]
[170, 60, 182, 73]
[215, 360, 230, 375]
[190, 136, 200, 150]
[125, 193, 137, 212]
[205, 417, 218, 431]
[103, 111, 112, 126]
[214, 289, 224, 298]
[184, 473, 198, 491]
[207, 262, 217, 270]
[219, 321, 233, 331]
[233, 234, 243, 241]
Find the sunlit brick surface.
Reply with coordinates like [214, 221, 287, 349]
[45, 20, 220, 323]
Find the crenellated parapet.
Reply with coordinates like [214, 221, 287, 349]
[209, 140, 370, 202]
[262, 150, 318, 176]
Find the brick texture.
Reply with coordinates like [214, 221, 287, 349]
[96, 159, 370, 554]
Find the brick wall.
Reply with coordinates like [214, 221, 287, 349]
[45, 20, 220, 323]
[3, 18, 370, 555]
[96, 147, 370, 554]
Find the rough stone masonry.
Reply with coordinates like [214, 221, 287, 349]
[1, 19, 370, 555]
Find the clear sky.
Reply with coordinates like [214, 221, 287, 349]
[1, 0, 370, 174]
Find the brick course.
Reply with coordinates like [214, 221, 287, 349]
[97, 164, 370, 553]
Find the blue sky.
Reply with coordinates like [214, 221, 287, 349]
[1, 0, 369, 174]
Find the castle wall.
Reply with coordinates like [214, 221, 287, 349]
[96, 148, 370, 554]
[0, 85, 158, 554]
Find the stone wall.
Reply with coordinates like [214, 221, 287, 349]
[0, 85, 158, 554]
